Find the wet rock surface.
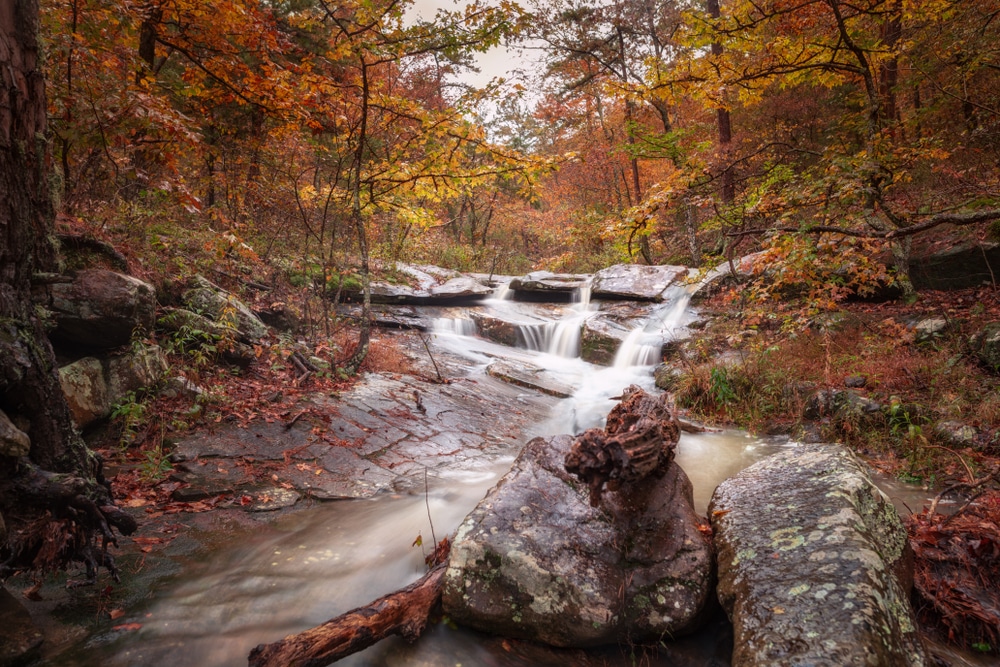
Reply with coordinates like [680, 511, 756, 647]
[0, 587, 43, 666]
[486, 359, 575, 398]
[591, 264, 687, 301]
[581, 315, 632, 365]
[168, 363, 556, 503]
[710, 442, 927, 667]
[443, 434, 714, 648]
[510, 271, 589, 299]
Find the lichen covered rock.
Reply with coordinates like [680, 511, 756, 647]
[710, 442, 927, 667]
[442, 434, 714, 647]
[183, 275, 268, 343]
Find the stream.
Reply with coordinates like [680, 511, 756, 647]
[55, 283, 944, 667]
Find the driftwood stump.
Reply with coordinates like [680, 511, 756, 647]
[564, 386, 680, 506]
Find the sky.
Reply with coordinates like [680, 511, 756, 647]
[407, 0, 540, 91]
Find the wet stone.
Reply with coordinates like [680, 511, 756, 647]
[591, 264, 687, 301]
[443, 434, 714, 648]
[486, 359, 576, 398]
[709, 442, 927, 667]
[247, 487, 301, 512]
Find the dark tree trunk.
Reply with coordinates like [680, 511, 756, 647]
[707, 0, 735, 206]
[1, 0, 133, 580]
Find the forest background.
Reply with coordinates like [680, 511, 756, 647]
[41, 0, 1000, 309]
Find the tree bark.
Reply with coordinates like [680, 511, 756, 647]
[1, 0, 129, 579]
[565, 386, 680, 506]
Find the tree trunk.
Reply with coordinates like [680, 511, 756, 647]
[342, 56, 372, 375]
[1, 0, 132, 580]
[707, 0, 736, 207]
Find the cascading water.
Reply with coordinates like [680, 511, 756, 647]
[518, 282, 594, 358]
[61, 272, 946, 667]
[612, 281, 696, 368]
[431, 316, 476, 337]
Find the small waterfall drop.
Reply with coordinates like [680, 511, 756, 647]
[432, 317, 477, 336]
[518, 283, 594, 358]
[490, 281, 513, 301]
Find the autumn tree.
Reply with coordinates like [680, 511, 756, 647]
[2, 0, 134, 583]
[677, 0, 1000, 295]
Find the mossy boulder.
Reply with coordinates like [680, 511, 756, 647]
[443, 434, 714, 647]
[710, 443, 927, 667]
[183, 275, 268, 343]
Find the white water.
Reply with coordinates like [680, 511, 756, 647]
[64, 277, 947, 667]
[431, 316, 476, 336]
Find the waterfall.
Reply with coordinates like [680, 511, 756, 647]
[515, 283, 594, 358]
[612, 328, 662, 367]
[432, 317, 477, 336]
[490, 282, 513, 301]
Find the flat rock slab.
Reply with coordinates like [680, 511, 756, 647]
[443, 434, 714, 647]
[486, 359, 575, 398]
[510, 271, 589, 300]
[168, 364, 555, 503]
[709, 442, 927, 667]
[591, 264, 688, 301]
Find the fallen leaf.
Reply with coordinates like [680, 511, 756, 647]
[109, 609, 125, 620]
[112, 622, 143, 632]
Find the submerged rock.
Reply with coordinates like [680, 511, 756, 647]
[443, 434, 714, 648]
[710, 442, 927, 667]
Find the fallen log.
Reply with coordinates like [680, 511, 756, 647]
[248, 541, 449, 667]
[565, 385, 680, 506]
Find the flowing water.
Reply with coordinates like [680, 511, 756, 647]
[57, 282, 945, 667]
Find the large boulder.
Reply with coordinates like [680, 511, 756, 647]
[443, 434, 714, 647]
[157, 307, 257, 366]
[591, 264, 688, 301]
[710, 443, 927, 667]
[183, 276, 268, 343]
[59, 345, 167, 428]
[46, 269, 156, 349]
[910, 241, 1000, 291]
